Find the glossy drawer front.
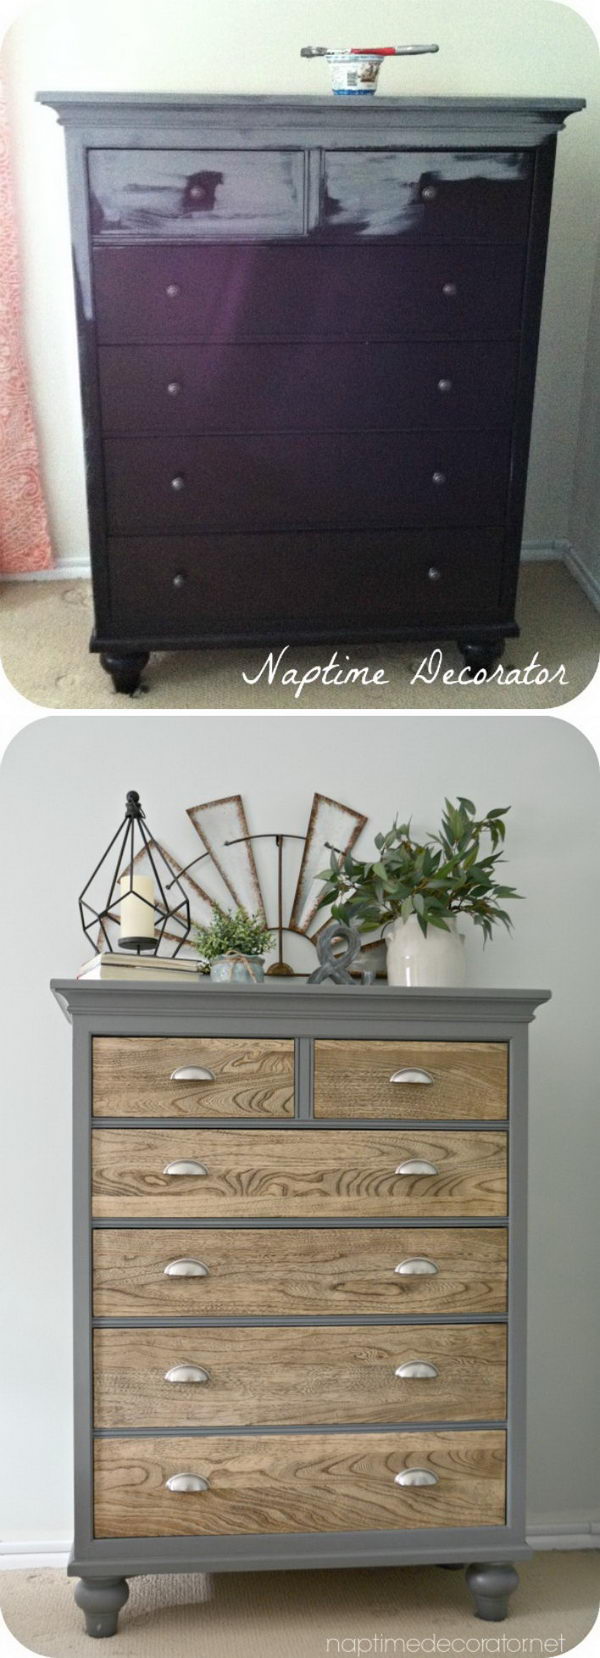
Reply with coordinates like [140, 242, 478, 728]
[320, 149, 532, 241]
[92, 1036, 294, 1119]
[93, 244, 526, 344]
[89, 148, 305, 238]
[107, 529, 505, 639]
[91, 1128, 507, 1218]
[94, 1428, 506, 1536]
[93, 1322, 507, 1430]
[315, 1041, 508, 1121]
[104, 431, 511, 535]
[98, 341, 518, 436]
[93, 1226, 508, 1316]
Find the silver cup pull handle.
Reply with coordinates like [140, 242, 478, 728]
[166, 1473, 210, 1493]
[395, 1361, 439, 1379]
[163, 1160, 208, 1176]
[163, 1258, 209, 1278]
[164, 1363, 210, 1384]
[390, 1068, 434, 1084]
[395, 1257, 439, 1276]
[395, 1159, 439, 1176]
[395, 1468, 438, 1488]
[170, 1066, 216, 1082]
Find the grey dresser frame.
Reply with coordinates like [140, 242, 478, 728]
[52, 982, 550, 1627]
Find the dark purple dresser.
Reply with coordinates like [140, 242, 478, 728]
[38, 94, 583, 692]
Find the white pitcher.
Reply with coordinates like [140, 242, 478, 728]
[384, 914, 466, 987]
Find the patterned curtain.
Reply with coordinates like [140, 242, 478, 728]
[0, 76, 52, 572]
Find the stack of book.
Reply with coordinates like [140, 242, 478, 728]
[77, 951, 202, 982]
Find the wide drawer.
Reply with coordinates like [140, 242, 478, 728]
[97, 341, 518, 436]
[320, 149, 532, 242]
[93, 1322, 507, 1429]
[104, 430, 512, 535]
[314, 1041, 508, 1120]
[89, 148, 305, 238]
[92, 1226, 508, 1316]
[93, 1428, 506, 1536]
[92, 1036, 294, 1119]
[93, 243, 526, 344]
[91, 1128, 507, 1218]
[106, 528, 505, 639]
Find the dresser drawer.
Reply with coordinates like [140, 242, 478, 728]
[106, 528, 505, 639]
[92, 1036, 294, 1119]
[94, 1428, 506, 1536]
[93, 1225, 507, 1316]
[89, 148, 305, 238]
[93, 243, 526, 344]
[93, 1322, 507, 1430]
[320, 149, 532, 241]
[91, 1128, 507, 1218]
[104, 430, 511, 536]
[315, 1042, 508, 1121]
[98, 341, 518, 436]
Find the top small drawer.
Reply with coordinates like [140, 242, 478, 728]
[92, 1037, 294, 1118]
[88, 148, 305, 238]
[320, 149, 532, 241]
[314, 1042, 507, 1120]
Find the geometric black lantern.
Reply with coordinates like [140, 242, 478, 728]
[78, 789, 191, 957]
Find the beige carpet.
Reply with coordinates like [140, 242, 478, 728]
[0, 562, 597, 710]
[1, 1554, 598, 1657]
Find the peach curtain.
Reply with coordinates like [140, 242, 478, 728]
[0, 76, 52, 572]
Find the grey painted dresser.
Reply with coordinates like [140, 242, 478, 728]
[52, 981, 549, 1636]
[37, 93, 583, 693]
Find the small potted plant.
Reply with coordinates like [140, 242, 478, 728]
[193, 908, 274, 983]
[316, 798, 522, 987]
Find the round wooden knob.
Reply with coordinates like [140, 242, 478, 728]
[172, 573, 187, 589]
[421, 184, 438, 201]
[167, 381, 181, 397]
[428, 567, 442, 582]
[171, 475, 185, 492]
[165, 283, 180, 298]
[432, 471, 446, 487]
[442, 281, 457, 297]
[437, 378, 452, 393]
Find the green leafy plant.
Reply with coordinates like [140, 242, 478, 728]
[316, 798, 523, 944]
[193, 907, 274, 966]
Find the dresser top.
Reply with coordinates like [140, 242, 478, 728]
[36, 92, 585, 147]
[51, 979, 551, 1027]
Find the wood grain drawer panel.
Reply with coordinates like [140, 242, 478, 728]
[93, 1428, 506, 1536]
[314, 1042, 508, 1120]
[97, 341, 518, 436]
[104, 431, 512, 536]
[92, 1226, 508, 1316]
[92, 1036, 294, 1119]
[320, 149, 532, 242]
[107, 529, 505, 639]
[93, 243, 526, 345]
[93, 1322, 507, 1429]
[91, 1128, 507, 1219]
[89, 148, 305, 238]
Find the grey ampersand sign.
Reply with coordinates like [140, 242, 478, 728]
[308, 919, 374, 985]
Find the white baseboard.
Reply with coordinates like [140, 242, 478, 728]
[1, 1524, 599, 1570]
[2, 540, 599, 610]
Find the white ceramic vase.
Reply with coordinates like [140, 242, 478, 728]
[384, 914, 466, 987]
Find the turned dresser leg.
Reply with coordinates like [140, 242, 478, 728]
[74, 1577, 129, 1638]
[465, 1561, 519, 1621]
[458, 639, 505, 677]
[100, 652, 149, 695]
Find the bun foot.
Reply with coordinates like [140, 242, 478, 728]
[74, 1577, 129, 1638]
[100, 652, 149, 695]
[458, 639, 505, 677]
[465, 1561, 519, 1621]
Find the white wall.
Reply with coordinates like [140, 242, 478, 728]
[1, 0, 600, 570]
[0, 712, 598, 1542]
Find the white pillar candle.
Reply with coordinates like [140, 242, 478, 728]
[119, 874, 156, 942]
